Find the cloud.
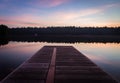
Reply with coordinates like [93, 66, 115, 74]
[0, 15, 44, 27]
[0, 3, 120, 27]
[41, 3, 120, 27]
[49, 0, 69, 7]
[46, 3, 120, 24]
[52, 3, 119, 20]
[30, 0, 69, 7]
[0, 19, 41, 27]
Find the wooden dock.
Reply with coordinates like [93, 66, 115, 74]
[1, 46, 119, 83]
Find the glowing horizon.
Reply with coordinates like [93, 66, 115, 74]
[0, 0, 120, 28]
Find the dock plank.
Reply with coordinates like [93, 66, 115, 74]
[1, 46, 119, 83]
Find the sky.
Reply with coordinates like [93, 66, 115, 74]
[0, 0, 120, 27]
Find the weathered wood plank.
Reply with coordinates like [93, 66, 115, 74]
[55, 46, 118, 83]
[1, 46, 54, 83]
[1, 46, 119, 83]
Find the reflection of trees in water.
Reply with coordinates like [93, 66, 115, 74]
[1, 35, 120, 45]
[0, 38, 9, 46]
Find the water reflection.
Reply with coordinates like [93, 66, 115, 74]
[0, 41, 120, 82]
[0, 35, 120, 46]
[0, 42, 43, 80]
[0, 38, 8, 46]
[74, 43, 120, 82]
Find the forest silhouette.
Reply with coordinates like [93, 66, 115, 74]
[0, 24, 120, 45]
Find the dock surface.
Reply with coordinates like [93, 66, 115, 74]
[1, 46, 118, 83]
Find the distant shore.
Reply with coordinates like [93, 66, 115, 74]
[1, 25, 120, 45]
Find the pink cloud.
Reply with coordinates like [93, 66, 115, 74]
[49, 3, 120, 21]
[42, 3, 120, 27]
[49, 0, 69, 7]
[0, 19, 40, 27]
[30, 0, 69, 7]
[0, 3, 120, 27]
[0, 15, 44, 27]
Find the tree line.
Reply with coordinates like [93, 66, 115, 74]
[0, 24, 120, 36]
[0, 24, 120, 45]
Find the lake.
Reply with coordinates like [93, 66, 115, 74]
[0, 41, 120, 82]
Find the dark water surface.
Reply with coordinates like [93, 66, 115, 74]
[0, 41, 120, 82]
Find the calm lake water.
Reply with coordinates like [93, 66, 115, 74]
[0, 41, 120, 82]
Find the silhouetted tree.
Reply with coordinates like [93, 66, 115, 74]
[0, 24, 8, 36]
[0, 24, 9, 46]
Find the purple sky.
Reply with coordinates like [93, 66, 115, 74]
[0, 0, 120, 27]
